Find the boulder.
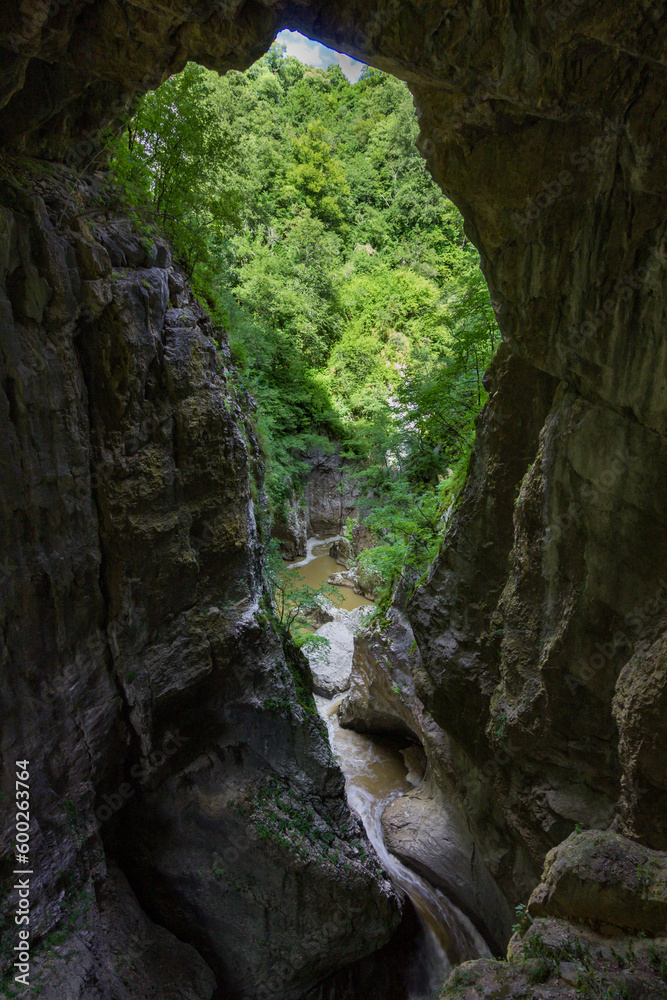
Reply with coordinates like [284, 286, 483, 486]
[382, 774, 514, 954]
[528, 830, 667, 936]
[328, 570, 357, 590]
[330, 536, 353, 569]
[306, 606, 375, 697]
[307, 617, 356, 697]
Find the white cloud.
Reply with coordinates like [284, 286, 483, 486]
[336, 54, 365, 85]
[276, 30, 366, 84]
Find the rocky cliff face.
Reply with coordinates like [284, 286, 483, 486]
[1, 0, 666, 997]
[272, 449, 359, 560]
[0, 164, 400, 998]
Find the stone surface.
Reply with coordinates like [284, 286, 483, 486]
[28, 863, 217, 1000]
[614, 631, 667, 850]
[327, 566, 380, 601]
[441, 918, 667, 1000]
[0, 166, 400, 998]
[307, 616, 356, 697]
[339, 610, 514, 954]
[440, 833, 667, 1000]
[304, 448, 359, 536]
[328, 570, 357, 591]
[1, 1, 667, 996]
[272, 488, 308, 560]
[382, 773, 514, 954]
[528, 830, 667, 936]
[307, 605, 375, 697]
[330, 537, 353, 570]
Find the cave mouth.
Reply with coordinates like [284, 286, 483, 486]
[5, 5, 665, 1000]
[96, 42, 501, 986]
[103, 41, 500, 601]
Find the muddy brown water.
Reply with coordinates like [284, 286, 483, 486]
[318, 700, 492, 998]
[297, 536, 492, 998]
[287, 536, 375, 612]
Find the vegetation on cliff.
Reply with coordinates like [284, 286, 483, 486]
[109, 44, 498, 604]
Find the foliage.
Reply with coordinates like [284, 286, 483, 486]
[265, 540, 342, 646]
[108, 45, 500, 603]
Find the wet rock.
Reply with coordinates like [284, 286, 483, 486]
[328, 569, 357, 590]
[401, 745, 427, 786]
[528, 830, 667, 936]
[306, 605, 375, 697]
[327, 566, 379, 600]
[272, 489, 308, 560]
[307, 617, 356, 696]
[382, 774, 514, 954]
[330, 536, 353, 569]
[300, 596, 339, 627]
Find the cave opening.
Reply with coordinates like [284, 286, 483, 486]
[106, 33, 500, 601]
[3, 5, 666, 1000]
[92, 32, 503, 997]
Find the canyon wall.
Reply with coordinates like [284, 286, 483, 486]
[1, 0, 666, 995]
[0, 166, 401, 998]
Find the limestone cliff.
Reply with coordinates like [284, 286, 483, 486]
[1, 0, 666, 997]
[0, 163, 400, 998]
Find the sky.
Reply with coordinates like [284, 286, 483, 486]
[276, 30, 366, 84]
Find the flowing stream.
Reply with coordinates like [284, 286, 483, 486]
[287, 536, 375, 612]
[296, 536, 492, 998]
[317, 698, 492, 999]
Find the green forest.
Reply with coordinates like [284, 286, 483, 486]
[109, 44, 499, 607]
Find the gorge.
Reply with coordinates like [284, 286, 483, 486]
[1, 2, 667, 999]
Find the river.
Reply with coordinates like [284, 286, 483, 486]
[293, 536, 492, 998]
[287, 536, 375, 612]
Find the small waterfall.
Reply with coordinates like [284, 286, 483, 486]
[287, 534, 345, 569]
[316, 697, 492, 999]
[301, 534, 492, 997]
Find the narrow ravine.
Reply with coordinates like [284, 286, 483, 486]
[318, 698, 492, 998]
[297, 536, 492, 998]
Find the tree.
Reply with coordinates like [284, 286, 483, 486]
[265, 541, 342, 646]
[109, 63, 240, 276]
[108, 54, 500, 594]
[285, 122, 351, 230]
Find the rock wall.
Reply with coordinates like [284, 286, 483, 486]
[440, 829, 667, 1000]
[1, 0, 666, 995]
[338, 608, 516, 953]
[272, 449, 358, 559]
[0, 164, 400, 997]
[303, 448, 359, 537]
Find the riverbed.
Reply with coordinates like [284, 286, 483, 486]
[299, 536, 492, 998]
[287, 535, 375, 612]
[317, 696, 492, 998]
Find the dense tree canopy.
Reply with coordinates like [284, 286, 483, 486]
[109, 44, 499, 606]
